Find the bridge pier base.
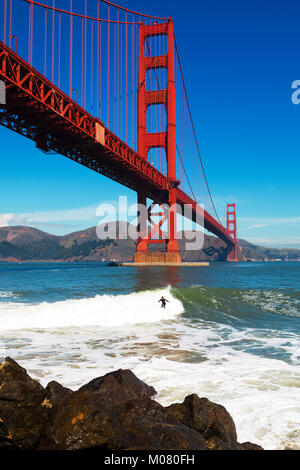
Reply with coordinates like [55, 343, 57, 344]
[134, 251, 181, 264]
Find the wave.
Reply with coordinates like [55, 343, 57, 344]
[172, 285, 300, 319]
[0, 291, 20, 299]
[0, 287, 183, 330]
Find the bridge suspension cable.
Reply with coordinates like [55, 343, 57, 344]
[174, 35, 221, 224]
[4, 0, 221, 225]
[144, 39, 198, 202]
[24, 0, 140, 24]
[0, 0, 237, 257]
[101, 0, 169, 21]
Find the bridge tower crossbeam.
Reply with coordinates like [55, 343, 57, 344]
[226, 203, 238, 261]
[135, 19, 181, 263]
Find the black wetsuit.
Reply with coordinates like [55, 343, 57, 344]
[158, 298, 169, 309]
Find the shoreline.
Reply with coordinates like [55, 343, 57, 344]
[0, 258, 299, 264]
[0, 357, 263, 451]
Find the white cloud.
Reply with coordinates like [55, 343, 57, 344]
[0, 205, 101, 232]
[246, 223, 269, 230]
[0, 214, 17, 227]
[0, 196, 138, 234]
[234, 215, 300, 246]
[246, 237, 300, 246]
[240, 216, 300, 226]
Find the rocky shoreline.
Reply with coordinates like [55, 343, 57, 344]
[0, 357, 263, 451]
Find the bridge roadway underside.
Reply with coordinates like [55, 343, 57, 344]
[0, 42, 234, 251]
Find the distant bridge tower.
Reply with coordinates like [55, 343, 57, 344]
[226, 203, 238, 261]
[134, 19, 181, 263]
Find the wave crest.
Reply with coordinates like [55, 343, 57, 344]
[0, 287, 183, 330]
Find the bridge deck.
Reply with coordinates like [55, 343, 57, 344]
[0, 41, 234, 249]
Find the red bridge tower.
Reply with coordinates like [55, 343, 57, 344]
[134, 19, 181, 263]
[226, 203, 238, 261]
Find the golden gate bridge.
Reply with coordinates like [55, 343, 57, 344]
[0, 0, 238, 263]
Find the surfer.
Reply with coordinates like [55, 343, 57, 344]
[158, 296, 169, 309]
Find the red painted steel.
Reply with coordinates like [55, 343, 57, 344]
[0, 41, 171, 193]
[226, 203, 238, 261]
[137, 20, 180, 256]
[0, 40, 237, 257]
[101, 0, 169, 21]
[24, 0, 139, 24]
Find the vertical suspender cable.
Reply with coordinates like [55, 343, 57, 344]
[3, 0, 7, 44]
[30, 2, 33, 65]
[174, 35, 220, 222]
[84, 0, 87, 110]
[97, 0, 99, 118]
[28, 3, 32, 64]
[9, 0, 12, 48]
[117, 9, 119, 135]
[52, 0, 55, 83]
[132, 15, 134, 149]
[28, 3, 30, 62]
[125, 12, 128, 144]
[114, 19, 116, 132]
[91, 19, 93, 114]
[44, 9, 47, 76]
[69, 0, 73, 97]
[107, 5, 110, 126]
[120, 10, 122, 138]
[58, 13, 61, 88]
[100, 21, 102, 117]
[81, 19, 84, 106]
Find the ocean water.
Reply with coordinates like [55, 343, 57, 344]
[0, 261, 299, 450]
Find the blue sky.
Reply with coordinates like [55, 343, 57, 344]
[1, 0, 300, 248]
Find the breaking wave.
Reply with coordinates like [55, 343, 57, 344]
[0, 287, 183, 330]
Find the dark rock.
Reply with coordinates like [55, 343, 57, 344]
[118, 421, 206, 450]
[166, 394, 238, 447]
[0, 357, 49, 449]
[205, 436, 240, 450]
[38, 389, 121, 450]
[0, 357, 44, 401]
[0, 358, 263, 451]
[78, 369, 156, 404]
[166, 395, 262, 450]
[0, 417, 19, 450]
[39, 393, 206, 451]
[43, 381, 72, 406]
[115, 398, 206, 450]
[241, 441, 264, 450]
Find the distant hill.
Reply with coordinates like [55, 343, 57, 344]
[0, 225, 299, 262]
[237, 239, 300, 261]
[0, 226, 55, 246]
[0, 223, 137, 262]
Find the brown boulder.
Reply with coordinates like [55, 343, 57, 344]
[240, 441, 264, 450]
[0, 357, 48, 449]
[0, 357, 44, 401]
[166, 394, 239, 449]
[115, 398, 206, 450]
[78, 369, 156, 404]
[38, 389, 121, 450]
[43, 381, 73, 407]
[0, 358, 263, 451]
[166, 395, 263, 450]
[38, 392, 206, 451]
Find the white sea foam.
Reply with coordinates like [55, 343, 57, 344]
[138, 353, 300, 451]
[0, 287, 183, 330]
[0, 287, 299, 450]
[241, 289, 300, 317]
[0, 291, 19, 299]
